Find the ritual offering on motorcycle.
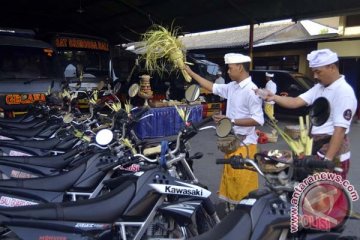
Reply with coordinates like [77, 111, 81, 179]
[215, 118, 242, 153]
[258, 149, 292, 173]
[265, 97, 330, 157]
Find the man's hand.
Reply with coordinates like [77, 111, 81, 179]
[184, 65, 194, 76]
[253, 88, 276, 102]
[212, 114, 226, 123]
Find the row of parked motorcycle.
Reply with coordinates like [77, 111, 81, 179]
[0, 84, 356, 239]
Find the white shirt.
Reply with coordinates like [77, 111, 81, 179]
[265, 80, 277, 104]
[213, 77, 264, 144]
[215, 76, 225, 84]
[299, 76, 357, 135]
[214, 76, 225, 100]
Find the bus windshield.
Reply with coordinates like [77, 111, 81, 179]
[0, 46, 59, 79]
[58, 50, 109, 79]
[51, 34, 110, 81]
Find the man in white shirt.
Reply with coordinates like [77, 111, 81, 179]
[185, 53, 264, 209]
[257, 49, 357, 179]
[264, 72, 277, 120]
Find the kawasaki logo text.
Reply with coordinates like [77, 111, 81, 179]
[165, 186, 203, 196]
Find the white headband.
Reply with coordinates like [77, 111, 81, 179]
[307, 49, 338, 68]
[265, 72, 274, 77]
[224, 53, 251, 64]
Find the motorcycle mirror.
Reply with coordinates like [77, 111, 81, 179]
[95, 129, 114, 146]
[309, 97, 330, 127]
[128, 83, 140, 97]
[63, 113, 74, 124]
[185, 84, 200, 103]
[216, 118, 232, 137]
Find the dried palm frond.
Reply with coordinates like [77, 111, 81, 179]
[141, 25, 192, 82]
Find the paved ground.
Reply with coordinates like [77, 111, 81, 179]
[189, 119, 360, 237]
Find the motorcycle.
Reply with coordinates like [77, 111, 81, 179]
[0, 161, 215, 240]
[0, 119, 220, 239]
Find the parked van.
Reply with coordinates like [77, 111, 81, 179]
[0, 28, 62, 117]
[250, 70, 314, 117]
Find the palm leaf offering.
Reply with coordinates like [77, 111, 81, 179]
[89, 90, 99, 105]
[266, 113, 312, 157]
[141, 25, 192, 82]
[61, 89, 78, 101]
[175, 105, 191, 122]
[124, 100, 132, 114]
[105, 102, 122, 112]
[121, 138, 137, 155]
[73, 129, 91, 142]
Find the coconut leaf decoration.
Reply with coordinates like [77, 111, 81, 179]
[141, 25, 192, 82]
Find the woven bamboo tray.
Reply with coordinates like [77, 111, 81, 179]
[167, 101, 183, 106]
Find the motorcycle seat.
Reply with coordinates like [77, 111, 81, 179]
[0, 124, 47, 139]
[0, 118, 46, 130]
[0, 180, 136, 222]
[189, 208, 252, 240]
[51, 137, 79, 151]
[0, 148, 83, 168]
[0, 137, 61, 150]
[0, 114, 34, 123]
[0, 163, 86, 191]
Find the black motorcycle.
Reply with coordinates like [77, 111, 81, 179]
[0, 155, 217, 239]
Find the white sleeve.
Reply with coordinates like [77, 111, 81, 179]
[248, 91, 264, 125]
[299, 84, 320, 105]
[213, 83, 230, 99]
[333, 95, 357, 129]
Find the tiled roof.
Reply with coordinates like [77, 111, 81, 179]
[121, 21, 338, 53]
[180, 22, 294, 50]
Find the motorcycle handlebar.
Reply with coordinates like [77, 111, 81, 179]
[296, 158, 335, 170]
[192, 117, 213, 129]
[215, 159, 231, 164]
[215, 157, 265, 177]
